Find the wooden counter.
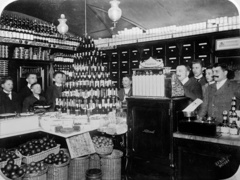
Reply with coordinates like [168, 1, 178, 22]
[173, 132, 240, 180]
[173, 132, 240, 147]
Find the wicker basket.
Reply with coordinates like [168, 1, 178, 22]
[20, 144, 60, 164]
[23, 167, 48, 180]
[0, 157, 22, 168]
[68, 155, 89, 180]
[89, 153, 101, 169]
[100, 149, 123, 180]
[94, 145, 113, 155]
[0, 169, 24, 180]
[46, 149, 70, 180]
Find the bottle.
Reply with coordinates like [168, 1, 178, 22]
[221, 110, 229, 134]
[229, 121, 238, 135]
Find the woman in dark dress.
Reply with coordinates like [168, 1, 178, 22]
[0, 77, 21, 114]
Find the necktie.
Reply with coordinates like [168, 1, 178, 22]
[195, 78, 200, 82]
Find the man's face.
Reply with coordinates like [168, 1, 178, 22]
[122, 77, 132, 88]
[213, 66, 227, 82]
[2, 80, 13, 92]
[192, 63, 203, 77]
[53, 74, 63, 84]
[31, 84, 41, 95]
[176, 66, 189, 81]
[205, 69, 214, 83]
[26, 74, 37, 85]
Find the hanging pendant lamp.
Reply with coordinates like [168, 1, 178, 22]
[57, 14, 69, 35]
[108, 0, 122, 28]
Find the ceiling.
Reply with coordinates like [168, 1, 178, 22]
[3, 0, 239, 39]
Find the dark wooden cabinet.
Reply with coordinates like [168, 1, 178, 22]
[174, 137, 240, 180]
[126, 97, 188, 177]
[102, 29, 240, 88]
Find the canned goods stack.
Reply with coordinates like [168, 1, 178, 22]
[0, 45, 9, 58]
[13, 47, 50, 60]
[0, 60, 9, 77]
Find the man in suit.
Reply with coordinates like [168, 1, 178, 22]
[45, 71, 64, 111]
[117, 74, 132, 102]
[18, 73, 37, 107]
[176, 65, 203, 101]
[198, 63, 240, 123]
[22, 83, 46, 112]
[0, 77, 21, 114]
[191, 59, 207, 86]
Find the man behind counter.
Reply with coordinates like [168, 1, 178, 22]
[176, 65, 203, 101]
[191, 59, 207, 86]
[18, 73, 38, 107]
[0, 77, 20, 114]
[45, 71, 64, 111]
[198, 63, 240, 122]
[22, 83, 46, 112]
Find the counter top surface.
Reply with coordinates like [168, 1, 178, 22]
[173, 132, 240, 147]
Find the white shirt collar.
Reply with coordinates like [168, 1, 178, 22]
[195, 74, 203, 79]
[216, 79, 227, 90]
[3, 90, 11, 94]
[27, 84, 31, 89]
[33, 94, 40, 100]
[209, 81, 215, 85]
[181, 77, 189, 85]
[55, 83, 62, 87]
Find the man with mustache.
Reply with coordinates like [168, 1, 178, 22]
[191, 59, 207, 86]
[198, 63, 240, 122]
[176, 65, 202, 101]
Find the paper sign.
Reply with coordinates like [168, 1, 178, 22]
[183, 98, 203, 112]
[66, 132, 96, 159]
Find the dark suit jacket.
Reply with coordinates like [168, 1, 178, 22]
[191, 76, 207, 86]
[199, 80, 240, 122]
[183, 78, 203, 101]
[118, 88, 132, 102]
[18, 86, 32, 106]
[45, 84, 62, 111]
[0, 91, 21, 114]
[22, 94, 46, 112]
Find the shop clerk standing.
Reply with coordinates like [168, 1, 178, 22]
[0, 77, 20, 114]
[118, 74, 132, 103]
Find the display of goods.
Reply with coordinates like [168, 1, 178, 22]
[0, 149, 21, 168]
[46, 149, 70, 180]
[0, 159, 25, 180]
[22, 161, 47, 177]
[92, 136, 113, 155]
[17, 137, 60, 164]
[43, 149, 69, 165]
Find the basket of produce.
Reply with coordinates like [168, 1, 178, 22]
[0, 149, 22, 168]
[22, 161, 48, 180]
[92, 136, 113, 155]
[17, 137, 60, 164]
[0, 159, 25, 180]
[44, 149, 70, 180]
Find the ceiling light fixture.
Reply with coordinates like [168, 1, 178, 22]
[108, 0, 122, 29]
[57, 14, 68, 35]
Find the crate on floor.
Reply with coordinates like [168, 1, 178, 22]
[100, 150, 123, 180]
[68, 155, 90, 180]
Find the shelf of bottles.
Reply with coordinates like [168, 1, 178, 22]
[55, 36, 119, 115]
[220, 97, 239, 136]
[0, 12, 81, 51]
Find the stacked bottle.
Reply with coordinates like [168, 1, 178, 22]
[55, 36, 119, 115]
[0, 12, 80, 47]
